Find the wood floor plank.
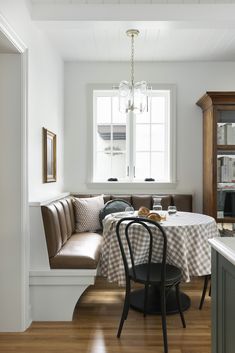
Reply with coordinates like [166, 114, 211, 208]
[0, 277, 211, 353]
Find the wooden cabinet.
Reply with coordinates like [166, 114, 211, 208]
[197, 92, 235, 223]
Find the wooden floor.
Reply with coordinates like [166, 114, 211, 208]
[0, 277, 211, 353]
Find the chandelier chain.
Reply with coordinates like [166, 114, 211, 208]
[131, 34, 134, 86]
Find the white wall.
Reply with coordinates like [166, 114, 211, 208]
[0, 0, 64, 331]
[0, 54, 23, 331]
[64, 61, 235, 212]
[0, 0, 64, 202]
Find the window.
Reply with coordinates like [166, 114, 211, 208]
[92, 87, 175, 183]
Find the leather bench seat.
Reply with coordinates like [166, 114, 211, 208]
[41, 197, 103, 270]
[50, 232, 102, 269]
[41, 193, 192, 270]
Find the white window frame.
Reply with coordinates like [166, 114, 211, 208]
[87, 84, 177, 188]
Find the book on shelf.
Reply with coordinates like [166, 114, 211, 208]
[217, 159, 221, 183]
[217, 189, 235, 218]
[217, 123, 235, 145]
[217, 210, 224, 218]
[217, 190, 226, 217]
[226, 123, 235, 145]
[218, 185, 235, 190]
[217, 156, 235, 183]
[217, 124, 226, 144]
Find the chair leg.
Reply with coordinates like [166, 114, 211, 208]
[160, 288, 168, 353]
[175, 283, 186, 328]
[143, 283, 149, 317]
[199, 275, 209, 310]
[117, 280, 130, 338]
[209, 283, 211, 297]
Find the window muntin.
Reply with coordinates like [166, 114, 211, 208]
[93, 89, 172, 182]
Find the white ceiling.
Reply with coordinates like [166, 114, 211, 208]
[31, 1, 235, 61]
[34, 22, 235, 61]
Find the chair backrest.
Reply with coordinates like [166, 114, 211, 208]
[116, 217, 167, 284]
[99, 199, 132, 225]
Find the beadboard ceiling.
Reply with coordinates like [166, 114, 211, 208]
[30, 0, 235, 61]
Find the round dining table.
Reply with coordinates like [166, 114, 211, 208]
[100, 211, 219, 314]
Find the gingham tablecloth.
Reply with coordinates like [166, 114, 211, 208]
[100, 212, 220, 286]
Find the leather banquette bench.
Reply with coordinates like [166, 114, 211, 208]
[29, 193, 192, 322]
[41, 193, 192, 270]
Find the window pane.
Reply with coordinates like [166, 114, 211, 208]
[151, 96, 165, 123]
[113, 124, 126, 152]
[135, 152, 150, 179]
[151, 124, 165, 151]
[97, 97, 111, 124]
[112, 96, 126, 124]
[136, 124, 150, 151]
[151, 152, 165, 181]
[93, 89, 172, 183]
[136, 109, 150, 124]
[95, 152, 111, 180]
[96, 125, 111, 151]
[112, 152, 126, 179]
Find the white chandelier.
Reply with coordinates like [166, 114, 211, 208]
[119, 29, 150, 114]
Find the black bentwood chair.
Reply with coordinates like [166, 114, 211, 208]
[116, 217, 186, 353]
[199, 275, 211, 310]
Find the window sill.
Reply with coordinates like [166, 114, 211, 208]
[87, 181, 177, 190]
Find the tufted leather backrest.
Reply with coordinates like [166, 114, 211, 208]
[41, 196, 75, 258]
[172, 194, 193, 212]
[72, 193, 193, 212]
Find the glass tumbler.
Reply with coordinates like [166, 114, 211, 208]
[125, 206, 135, 215]
[153, 198, 162, 212]
[168, 206, 177, 215]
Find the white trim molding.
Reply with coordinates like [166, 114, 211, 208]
[0, 14, 27, 53]
[0, 14, 29, 332]
[86, 181, 178, 191]
[29, 192, 70, 206]
[89, 83, 177, 186]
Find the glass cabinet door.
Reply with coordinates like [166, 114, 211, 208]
[217, 107, 235, 220]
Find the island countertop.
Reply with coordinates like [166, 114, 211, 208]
[209, 237, 235, 266]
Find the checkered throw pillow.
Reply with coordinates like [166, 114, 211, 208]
[73, 195, 104, 232]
